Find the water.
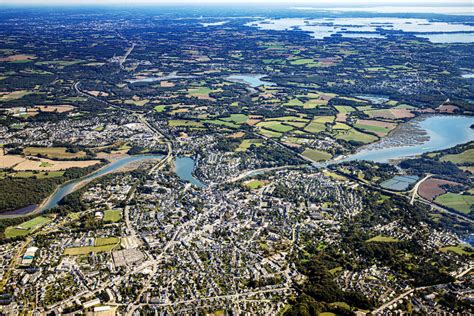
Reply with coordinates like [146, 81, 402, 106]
[39, 154, 163, 211]
[38, 155, 206, 212]
[342, 115, 474, 164]
[200, 21, 228, 27]
[128, 72, 194, 84]
[419, 33, 474, 43]
[293, 6, 474, 16]
[246, 18, 474, 43]
[226, 74, 275, 87]
[175, 156, 206, 188]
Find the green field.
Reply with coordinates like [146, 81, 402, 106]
[168, 120, 203, 127]
[12, 171, 64, 179]
[257, 121, 294, 133]
[104, 209, 122, 222]
[35, 60, 83, 67]
[244, 180, 266, 190]
[5, 216, 52, 238]
[304, 116, 334, 134]
[258, 129, 283, 138]
[24, 146, 86, 159]
[153, 105, 167, 112]
[354, 123, 393, 136]
[270, 116, 309, 122]
[235, 139, 263, 152]
[283, 98, 304, 107]
[290, 58, 315, 65]
[440, 149, 474, 164]
[95, 237, 120, 246]
[64, 244, 117, 256]
[335, 128, 378, 144]
[366, 235, 399, 243]
[435, 193, 474, 214]
[333, 123, 351, 130]
[302, 148, 332, 162]
[221, 114, 249, 124]
[188, 87, 212, 97]
[335, 105, 356, 113]
[203, 120, 239, 128]
[0, 90, 32, 102]
[439, 245, 474, 256]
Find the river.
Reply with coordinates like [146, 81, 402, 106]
[37, 154, 205, 213]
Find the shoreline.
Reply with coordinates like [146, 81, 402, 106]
[0, 154, 162, 219]
[325, 114, 474, 165]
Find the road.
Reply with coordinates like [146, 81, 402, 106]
[410, 174, 432, 205]
[120, 43, 136, 70]
[226, 164, 306, 183]
[371, 265, 472, 314]
[73, 81, 173, 174]
[135, 286, 290, 308]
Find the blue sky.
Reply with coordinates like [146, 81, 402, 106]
[2, 0, 472, 5]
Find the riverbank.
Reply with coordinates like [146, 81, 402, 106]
[337, 114, 474, 164]
[0, 154, 163, 219]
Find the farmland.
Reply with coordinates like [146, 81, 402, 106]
[24, 147, 86, 159]
[440, 149, 474, 164]
[366, 235, 399, 243]
[418, 178, 459, 201]
[63, 244, 117, 256]
[435, 193, 474, 215]
[235, 139, 263, 152]
[4, 216, 51, 238]
[302, 148, 332, 162]
[95, 237, 120, 246]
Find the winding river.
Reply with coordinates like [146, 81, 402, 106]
[38, 154, 205, 212]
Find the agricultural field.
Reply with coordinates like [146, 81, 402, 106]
[24, 147, 86, 159]
[435, 193, 474, 214]
[364, 108, 414, 120]
[354, 119, 396, 137]
[440, 149, 474, 164]
[168, 120, 203, 127]
[4, 216, 51, 238]
[188, 87, 215, 100]
[63, 244, 117, 256]
[0, 90, 33, 102]
[439, 245, 474, 256]
[221, 114, 249, 124]
[366, 235, 399, 243]
[257, 121, 294, 133]
[12, 157, 100, 171]
[302, 148, 332, 162]
[304, 116, 334, 134]
[235, 139, 263, 152]
[418, 178, 459, 201]
[334, 128, 378, 144]
[33, 105, 75, 113]
[95, 237, 120, 246]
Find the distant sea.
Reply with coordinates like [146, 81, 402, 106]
[292, 6, 474, 16]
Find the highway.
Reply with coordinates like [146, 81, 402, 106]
[410, 174, 432, 205]
[371, 265, 472, 314]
